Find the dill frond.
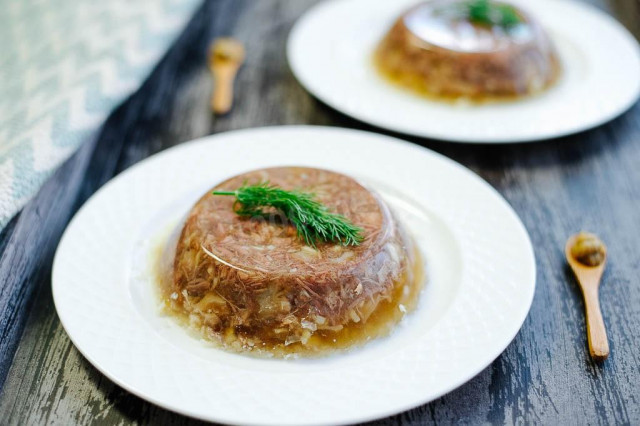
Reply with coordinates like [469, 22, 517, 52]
[466, 0, 521, 29]
[213, 182, 364, 247]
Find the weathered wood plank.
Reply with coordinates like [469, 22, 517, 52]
[1, 0, 639, 424]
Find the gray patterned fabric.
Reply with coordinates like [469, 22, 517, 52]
[0, 0, 201, 229]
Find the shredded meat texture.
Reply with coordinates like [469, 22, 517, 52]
[374, 1, 561, 99]
[166, 167, 417, 351]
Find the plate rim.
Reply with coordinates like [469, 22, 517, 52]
[286, 0, 640, 143]
[52, 125, 537, 425]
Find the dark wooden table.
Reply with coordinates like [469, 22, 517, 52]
[1, 0, 639, 424]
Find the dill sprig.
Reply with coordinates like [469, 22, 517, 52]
[466, 0, 522, 29]
[213, 182, 364, 247]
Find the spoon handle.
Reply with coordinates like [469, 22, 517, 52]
[212, 67, 238, 114]
[582, 285, 609, 361]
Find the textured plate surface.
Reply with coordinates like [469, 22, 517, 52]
[287, 0, 640, 143]
[53, 126, 535, 425]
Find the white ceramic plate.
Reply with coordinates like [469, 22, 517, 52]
[287, 0, 640, 143]
[53, 126, 535, 425]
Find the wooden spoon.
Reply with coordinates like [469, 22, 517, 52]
[565, 232, 609, 361]
[208, 38, 245, 114]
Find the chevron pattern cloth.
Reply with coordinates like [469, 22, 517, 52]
[0, 0, 200, 230]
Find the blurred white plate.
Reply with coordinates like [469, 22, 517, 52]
[287, 0, 640, 143]
[53, 126, 535, 425]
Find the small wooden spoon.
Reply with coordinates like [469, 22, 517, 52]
[208, 38, 245, 114]
[565, 232, 609, 361]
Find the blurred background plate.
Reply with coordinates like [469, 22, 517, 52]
[287, 0, 640, 143]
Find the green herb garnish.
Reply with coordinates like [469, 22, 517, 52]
[213, 182, 364, 247]
[466, 0, 522, 29]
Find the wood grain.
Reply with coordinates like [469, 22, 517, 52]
[1, 0, 640, 424]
